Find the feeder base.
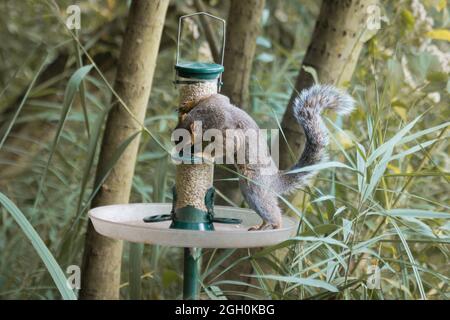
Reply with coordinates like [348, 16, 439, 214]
[89, 203, 298, 248]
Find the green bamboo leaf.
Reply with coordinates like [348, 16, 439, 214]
[384, 172, 450, 177]
[302, 65, 320, 84]
[270, 107, 295, 163]
[202, 249, 236, 279]
[342, 218, 353, 242]
[253, 231, 346, 259]
[76, 109, 107, 215]
[400, 216, 436, 237]
[326, 261, 338, 282]
[390, 139, 439, 161]
[397, 122, 449, 146]
[0, 44, 40, 102]
[324, 118, 357, 167]
[290, 236, 348, 248]
[33, 64, 94, 211]
[204, 285, 227, 300]
[64, 131, 141, 236]
[63, 65, 94, 115]
[363, 129, 401, 202]
[366, 115, 422, 166]
[369, 209, 450, 219]
[356, 143, 366, 194]
[73, 29, 90, 138]
[247, 274, 339, 292]
[96, 131, 141, 180]
[333, 206, 346, 218]
[276, 192, 348, 268]
[311, 195, 335, 203]
[249, 260, 275, 297]
[210, 280, 262, 291]
[0, 55, 50, 151]
[252, 239, 296, 258]
[285, 161, 356, 174]
[0, 192, 76, 300]
[391, 220, 426, 299]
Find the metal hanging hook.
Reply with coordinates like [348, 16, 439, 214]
[176, 12, 226, 67]
[175, 12, 226, 91]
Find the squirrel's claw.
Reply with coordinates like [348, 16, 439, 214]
[248, 221, 280, 231]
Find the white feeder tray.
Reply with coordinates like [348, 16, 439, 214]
[89, 203, 298, 248]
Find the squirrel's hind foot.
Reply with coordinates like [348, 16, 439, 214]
[248, 221, 281, 231]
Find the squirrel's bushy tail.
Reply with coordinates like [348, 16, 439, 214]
[276, 84, 355, 194]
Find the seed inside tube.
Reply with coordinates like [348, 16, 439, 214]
[175, 80, 217, 211]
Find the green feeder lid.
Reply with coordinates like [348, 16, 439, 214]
[175, 62, 224, 80]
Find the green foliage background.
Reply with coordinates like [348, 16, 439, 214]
[0, 0, 448, 299]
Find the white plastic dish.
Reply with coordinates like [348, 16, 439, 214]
[89, 203, 298, 248]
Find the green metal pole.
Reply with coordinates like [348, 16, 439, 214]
[183, 248, 201, 300]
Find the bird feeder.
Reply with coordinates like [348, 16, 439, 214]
[171, 12, 229, 232]
[88, 12, 297, 301]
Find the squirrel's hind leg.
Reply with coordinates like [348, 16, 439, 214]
[241, 182, 283, 231]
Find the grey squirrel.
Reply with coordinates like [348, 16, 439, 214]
[176, 84, 355, 230]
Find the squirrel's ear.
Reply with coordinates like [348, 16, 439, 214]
[220, 94, 231, 104]
[211, 93, 230, 105]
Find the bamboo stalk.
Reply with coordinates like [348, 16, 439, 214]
[80, 0, 169, 300]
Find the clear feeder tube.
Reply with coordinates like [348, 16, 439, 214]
[175, 80, 217, 212]
[176, 79, 217, 300]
